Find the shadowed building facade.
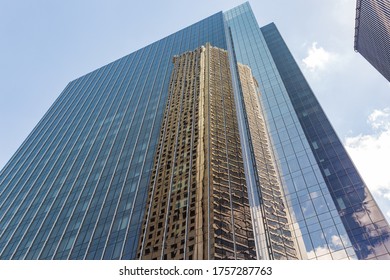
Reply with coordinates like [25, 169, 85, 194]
[0, 2, 389, 260]
[354, 0, 390, 82]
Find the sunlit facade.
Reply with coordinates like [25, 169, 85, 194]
[0, 2, 389, 260]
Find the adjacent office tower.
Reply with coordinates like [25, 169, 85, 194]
[354, 0, 390, 82]
[0, 2, 389, 260]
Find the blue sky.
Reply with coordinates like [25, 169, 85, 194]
[1, 0, 389, 220]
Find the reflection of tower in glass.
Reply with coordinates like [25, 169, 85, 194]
[237, 64, 299, 260]
[1, 2, 389, 260]
[137, 44, 298, 260]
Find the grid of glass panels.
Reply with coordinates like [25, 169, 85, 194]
[261, 22, 390, 260]
[137, 45, 256, 260]
[0, 12, 227, 260]
[224, 2, 358, 260]
[2, 1, 389, 261]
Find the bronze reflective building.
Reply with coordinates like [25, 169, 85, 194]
[137, 44, 298, 260]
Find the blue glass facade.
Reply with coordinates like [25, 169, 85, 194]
[0, 2, 389, 260]
[261, 22, 390, 260]
[0, 13, 227, 260]
[224, 3, 390, 259]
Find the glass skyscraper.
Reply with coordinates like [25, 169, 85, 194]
[0, 2, 389, 260]
[354, 0, 390, 82]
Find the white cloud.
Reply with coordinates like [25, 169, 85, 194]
[307, 234, 349, 259]
[331, 235, 343, 248]
[302, 42, 335, 72]
[307, 245, 331, 259]
[368, 108, 390, 130]
[344, 108, 390, 213]
[330, 234, 351, 250]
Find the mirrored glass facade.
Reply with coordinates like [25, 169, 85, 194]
[0, 2, 389, 260]
[0, 12, 227, 260]
[225, 3, 390, 259]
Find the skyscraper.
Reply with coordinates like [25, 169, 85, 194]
[354, 0, 390, 82]
[0, 2, 389, 260]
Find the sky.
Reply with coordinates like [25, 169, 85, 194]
[0, 0, 389, 221]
